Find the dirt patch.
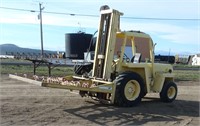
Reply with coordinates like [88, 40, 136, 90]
[0, 74, 199, 126]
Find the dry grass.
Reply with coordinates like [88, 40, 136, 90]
[1, 63, 199, 81]
[174, 70, 199, 81]
[0, 65, 74, 77]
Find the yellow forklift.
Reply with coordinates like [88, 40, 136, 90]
[42, 7, 177, 107]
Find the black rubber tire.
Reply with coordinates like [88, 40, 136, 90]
[141, 92, 147, 98]
[114, 72, 145, 107]
[160, 81, 177, 103]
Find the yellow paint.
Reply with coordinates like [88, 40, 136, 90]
[42, 8, 176, 104]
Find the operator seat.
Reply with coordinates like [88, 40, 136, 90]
[131, 53, 142, 63]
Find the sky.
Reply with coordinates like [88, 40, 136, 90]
[0, 0, 199, 55]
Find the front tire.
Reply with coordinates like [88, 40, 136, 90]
[160, 81, 177, 103]
[114, 72, 145, 107]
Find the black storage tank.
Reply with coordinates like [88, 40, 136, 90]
[65, 33, 93, 59]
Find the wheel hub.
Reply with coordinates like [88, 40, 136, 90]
[167, 86, 176, 99]
[124, 80, 140, 101]
[128, 87, 134, 93]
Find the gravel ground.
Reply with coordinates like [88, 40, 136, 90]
[0, 74, 199, 126]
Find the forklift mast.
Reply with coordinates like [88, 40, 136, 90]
[92, 9, 122, 80]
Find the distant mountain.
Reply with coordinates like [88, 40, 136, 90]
[0, 44, 57, 55]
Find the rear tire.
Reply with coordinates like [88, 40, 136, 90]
[114, 72, 145, 107]
[160, 81, 177, 103]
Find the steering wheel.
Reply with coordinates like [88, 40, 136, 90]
[123, 53, 130, 62]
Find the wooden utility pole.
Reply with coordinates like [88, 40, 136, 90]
[39, 3, 44, 58]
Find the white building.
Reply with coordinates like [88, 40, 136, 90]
[192, 54, 200, 66]
[0, 55, 14, 59]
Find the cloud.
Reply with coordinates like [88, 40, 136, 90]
[1, 5, 199, 50]
[0, 10, 99, 27]
[0, 10, 39, 24]
[121, 22, 199, 45]
[42, 14, 99, 28]
[1, 13, 199, 46]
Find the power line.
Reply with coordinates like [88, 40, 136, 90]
[43, 11, 98, 17]
[122, 16, 200, 21]
[0, 6, 199, 21]
[0, 6, 38, 12]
